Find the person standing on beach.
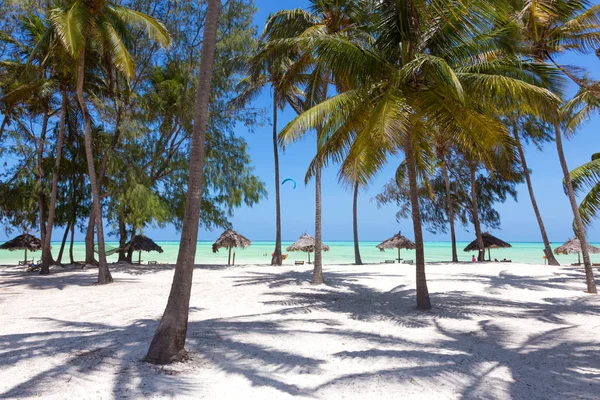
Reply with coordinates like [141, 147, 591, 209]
[472, 255, 476, 262]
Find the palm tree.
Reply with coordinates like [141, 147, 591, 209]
[278, 0, 558, 310]
[145, 0, 220, 365]
[261, 0, 361, 284]
[509, 0, 600, 293]
[49, 0, 171, 284]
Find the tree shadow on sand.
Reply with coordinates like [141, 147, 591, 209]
[1, 269, 599, 399]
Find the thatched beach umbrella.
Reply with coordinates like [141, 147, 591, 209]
[0, 234, 42, 264]
[376, 232, 416, 262]
[126, 235, 164, 264]
[553, 238, 600, 265]
[463, 232, 512, 261]
[212, 228, 251, 265]
[286, 233, 330, 264]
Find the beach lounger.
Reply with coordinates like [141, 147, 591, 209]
[385, 259, 395, 263]
[18, 260, 34, 266]
[147, 261, 158, 265]
[295, 261, 304, 265]
[402, 260, 414, 264]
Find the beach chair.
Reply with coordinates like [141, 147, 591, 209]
[385, 259, 395, 264]
[147, 261, 158, 265]
[295, 260, 304, 265]
[402, 259, 414, 264]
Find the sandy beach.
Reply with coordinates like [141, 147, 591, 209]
[1, 262, 599, 399]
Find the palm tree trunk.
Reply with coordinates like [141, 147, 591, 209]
[41, 86, 68, 274]
[56, 221, 70, 265]
[0, 116, 7, 143]
[312, 161, 324, 284]
[117, 212, 127, 262]
[146, 0, 221, 365]
[554, 123, 597, 293]
[512, 124, 559, 266]
[69, 220, 75, 264]
[470, 164, 485, 262]
[405, 126, 431, 310]
[353, 181, 362, 265]
[441, 160, 458, 262]
[271, 93, 282, 266]
[76, 44, 112, 284]
[36, 110, 49, 257]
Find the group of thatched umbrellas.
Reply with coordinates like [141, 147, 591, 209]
[1, 230, 599, 266]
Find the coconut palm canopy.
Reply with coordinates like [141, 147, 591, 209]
[376, 233, 416, 251]
[212, 229, 251, 253]
[463, 232, 512, 252]
[126, 235, 164, 253]
[286, 234, 330, 253]
[554, 238, 600, 255]
[0, 234, 42, 251]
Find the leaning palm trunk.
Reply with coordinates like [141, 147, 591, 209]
[271, 94, 283, 266]
[76, 43, 112, 284]
[353, 181, 363, 265]
[405, 127, 431, 310]
[84, 212, 96, 264]
[146, 0, 221, 364]
[470, 164, 485, 261]
[512, 124, 559, 266]
[312, 161, 324, 284]
[554, 123, 597, 293]
[36, 110, 49, 257]
[41, 86, 68, 274]
[441, 160, 458, 262]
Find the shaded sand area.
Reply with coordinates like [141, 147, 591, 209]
[1, 262, 599, 399]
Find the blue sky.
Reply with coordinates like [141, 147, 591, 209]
[1, 0, 599, 244]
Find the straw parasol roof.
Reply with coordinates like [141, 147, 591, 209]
[212, 228, 251, 265]
[0, 234, 42, 251]
[553, 237, 600, 255]
[0, 234, 42, 264]
[463, 232, 512, 252]
[212, 228, 251, 253]
[376, 232, 416, 251]
[126, 235, 164, 253]
[286, 233, 330, 253]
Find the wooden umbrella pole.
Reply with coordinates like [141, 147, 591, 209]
[398, 248, 401, 262]
[578, 252, 581, 265]
[308, 251, 311, 264]
[228, 246, 232, 265]
[25, 248, 28, 264]
[488, 248, 491, 261]
[139, 250, 142, 264]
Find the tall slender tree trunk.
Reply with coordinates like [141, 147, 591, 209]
[554, 123, 597, 293]
[41, 87, 68, 274]
[441, 160, 458, 262]
[0, 117, 7, 143]
[56, 221, 71, 264]
[36, 110, 49, 255]
[271, 94, 282, 266]
[405, 126, 431, 310]
[76, 43, 112, 284]
[118, 213, 128, 262]
[69, 219, 76, 264]
[312, 161, 324, 284]
[352, 181, 362, 265]
[470, 164, 485, 262]
[512, 124, 559, 266]
[146, 0, 221, 364]
[85, 210, 97, 264]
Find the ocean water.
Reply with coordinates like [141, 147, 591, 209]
[0, 240, 596, 266]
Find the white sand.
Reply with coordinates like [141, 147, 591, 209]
[1, 261, 599, 399]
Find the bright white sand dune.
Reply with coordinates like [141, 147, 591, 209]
[0, 262, 599, 399]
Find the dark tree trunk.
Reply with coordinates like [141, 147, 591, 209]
[405, 126, 431, 310]
[146, 0, 221, 364]
[76, 44, 112, 284]
[512, 124, 559, 266]
[312, 161, 324, 284]
[441, 160, 458, 262]
[470, 164, 485, 262]
[41, 86, 68, 274]
[0, 116, 7, 142]
[352, 181, 362, 265]
[56, 221, 71, 265]
[85, 211, 97, 265]
[554, 123, 596, 293]
[271, 94, 282, 266]
[117, 213, 128, 262]
[69, 220, 76, 264]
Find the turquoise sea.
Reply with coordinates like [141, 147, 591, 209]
[1, 240, 597, 266]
